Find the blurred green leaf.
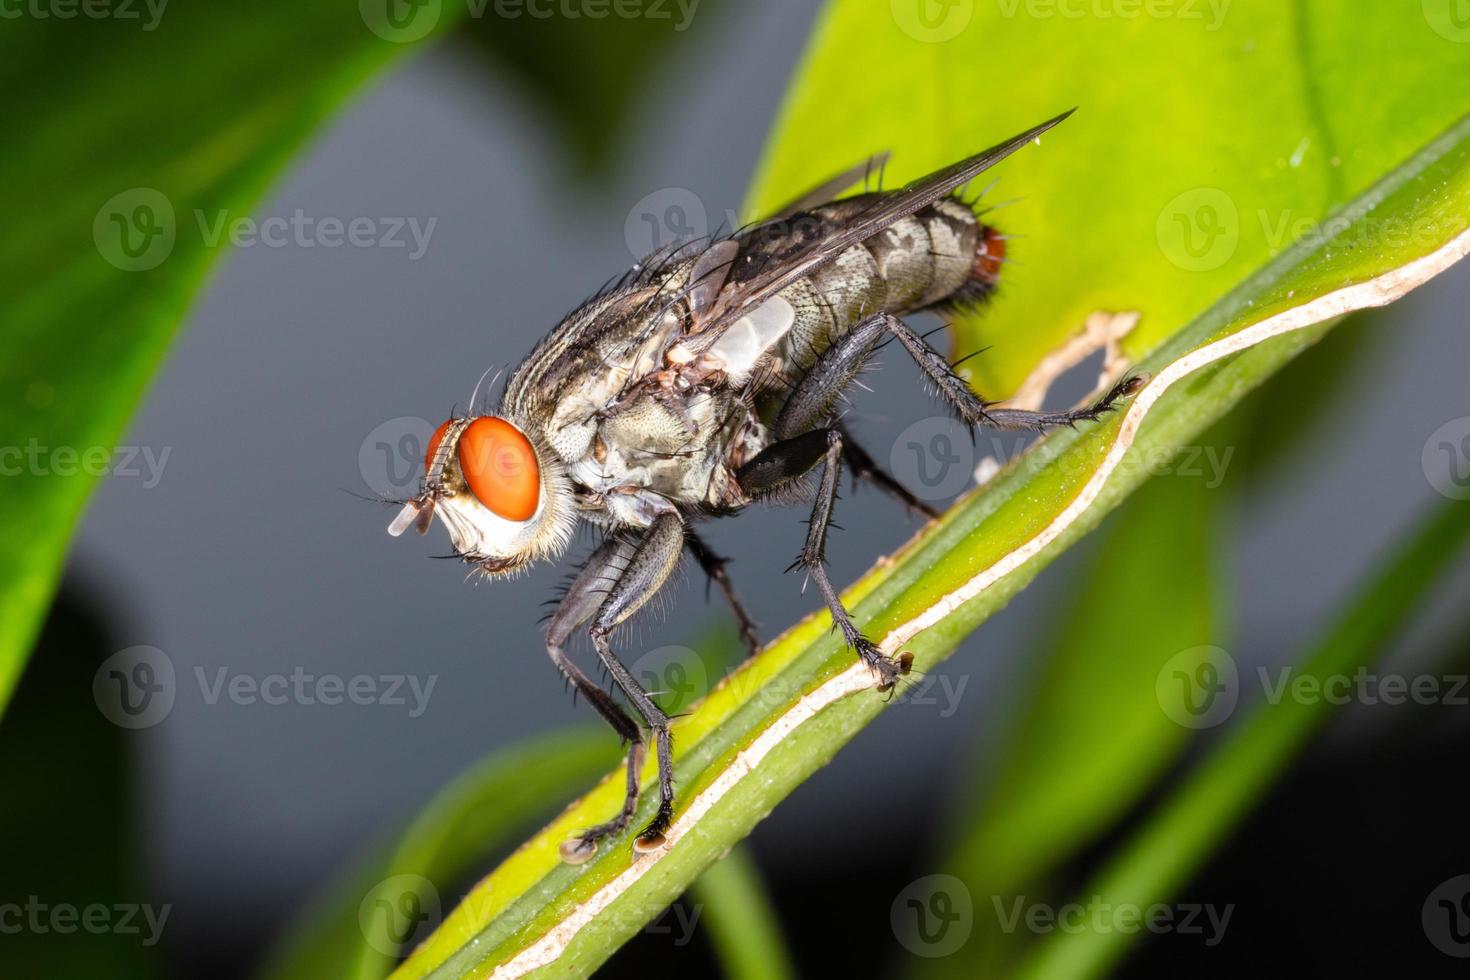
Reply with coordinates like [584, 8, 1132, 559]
[1228, 310, 1381, 486]
[0, 3, 464, 717]
[689, 847, 795, 980]
[1016, 496, 1470, 980]
[386, 88, 1470, 980]
[260, 729, 618, 980]
[0, 591, 161, 979]
[456, 1, 725, 173]
[748, 0, 1470, 394]
[929, 468, 1224, 977]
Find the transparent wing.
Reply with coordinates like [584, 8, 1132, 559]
[698, 109, 1075, 340]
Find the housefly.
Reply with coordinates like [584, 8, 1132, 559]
[385, 109, 1137, 862]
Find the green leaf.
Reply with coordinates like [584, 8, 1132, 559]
[0, 3, 463, 716]
[930, 466, 1224, 976]
[689, 847, 796, 980]
[260, 729, 618, 980]
[1015, 495, 1470, 980]
[747, 1, 1470, 393]
[456, 1, 726, 174]
[384, 80, 1470, 980]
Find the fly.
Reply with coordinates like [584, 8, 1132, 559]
[384, 109, 1139, 862]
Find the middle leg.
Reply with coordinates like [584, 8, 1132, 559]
[735, 428, 912, 689]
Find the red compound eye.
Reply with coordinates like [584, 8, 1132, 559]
[457, 417, 540, 521]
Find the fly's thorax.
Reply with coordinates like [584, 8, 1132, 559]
[567, 382, 751, 514]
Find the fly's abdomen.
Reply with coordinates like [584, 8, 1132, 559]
[773, 194, 1003, 371]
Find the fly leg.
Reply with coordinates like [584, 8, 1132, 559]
[546, 536, 650, 864]
[585, 512, 687, 853]
[871, 311, 1141, 432]
[736, 428, 913, 690]
[839, 424, 941, 520]
[685, 530, 761, 659]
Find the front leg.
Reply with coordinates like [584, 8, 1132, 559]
[546, 536, 650, 865]
[585, 512, 686, 854]
[736, 429, 913, 690]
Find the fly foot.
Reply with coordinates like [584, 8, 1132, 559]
[853, 636, 913, 692]
[633, 805, 673, 856]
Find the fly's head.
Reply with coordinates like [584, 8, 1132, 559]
[387, 415, 574, 576]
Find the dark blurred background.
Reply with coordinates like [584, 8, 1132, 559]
[5, 1, 1470, 977]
